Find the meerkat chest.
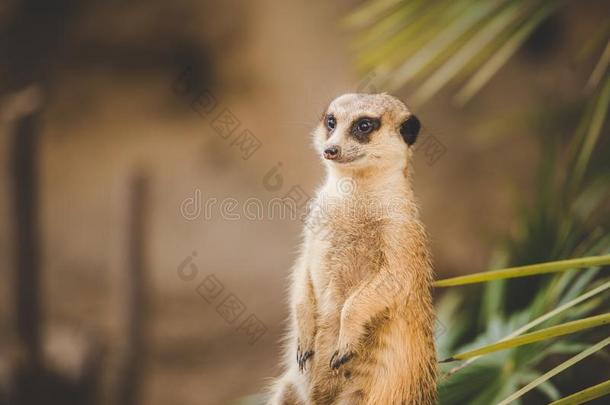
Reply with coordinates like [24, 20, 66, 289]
[306, 194, 387, 303]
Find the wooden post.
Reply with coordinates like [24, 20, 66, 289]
[116, 174, 149, 405]
[12, 109, 42, 370]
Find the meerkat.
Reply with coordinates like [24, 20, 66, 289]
[269, 93, 437, 405]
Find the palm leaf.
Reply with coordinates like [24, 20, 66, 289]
[571, 74, 610, 190]
[348, 0, 424, 51]
[434, 255, 610, 287]
[587, 39, 610, 90]
[496, 336, 610, 405]
[341, 0, 404, 29]
[454, 0, 562, 104]
[446, 279, 610, 375]
[519, 370, 561, 401]
[344, 0, 587, 105]
[386, 0, 507, 91]
[441, 313, 610, 362]
[438, 359, 505, 404]
[356, 1, 466, 73]
[410, 0, 527, 104]
[549, 378, 610, 405]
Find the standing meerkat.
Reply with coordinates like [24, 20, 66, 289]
[270, 93, 437, 405]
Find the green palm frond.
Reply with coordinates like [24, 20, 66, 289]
[587, 39, 610, 89]
[433, 69, 610, 404]
[346, 0, 566, 103]
[549, 379, 610, 405]
[442, 313, 610, 362]
[453, 1, 560, 105]
[570, 74, 610, 191]
[496, 336, 610, 405]
[345, 0, 609, 105]
[518, 370, 561, 401]
[446, 279, 610, 375]
[434, 255, 610, 287]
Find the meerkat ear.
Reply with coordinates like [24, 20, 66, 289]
[400, 115, 420, 146]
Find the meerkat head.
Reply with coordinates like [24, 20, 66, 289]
[313, 93, 420, 175]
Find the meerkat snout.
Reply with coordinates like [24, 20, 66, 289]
[323, 145, 341, 160]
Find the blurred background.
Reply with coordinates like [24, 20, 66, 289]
[0, 0, 609, 404]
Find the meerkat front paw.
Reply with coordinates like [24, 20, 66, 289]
[331, 310, 361, 370]
[296, 339, 315, 372]
[329, 343, 356, 371]
[297, 346, 314, 372]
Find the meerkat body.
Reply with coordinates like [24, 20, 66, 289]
[270, 94, 436, 405]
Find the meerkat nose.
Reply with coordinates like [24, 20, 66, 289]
[324, 145, 341, 160]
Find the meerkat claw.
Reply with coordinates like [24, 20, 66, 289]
[330, 350, 354, 370]
[297, 347, 314, 372]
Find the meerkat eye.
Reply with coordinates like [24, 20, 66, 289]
[350, 117, 380, 143]
[325, 114, 336, 131]
[356, 118, 373, 134]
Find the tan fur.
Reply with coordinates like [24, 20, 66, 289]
[270, 94, 437, 405]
